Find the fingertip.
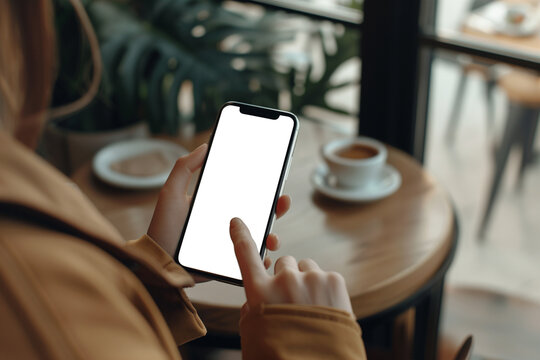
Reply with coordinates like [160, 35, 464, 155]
[266, 233, 280, 250]
[276, 195, 292, 219]
[179, 143, 206, 163]
[190, 143, 208, 163]
[281, 195, 291, 206]
[193, 143, 208, 153]
[230, 217, 243, 229]
[229, 218, 266, 284]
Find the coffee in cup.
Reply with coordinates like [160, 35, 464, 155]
[335, 144, 379, 160]
[322, 137, 387, 189]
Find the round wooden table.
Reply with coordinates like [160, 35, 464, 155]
[72, 120, 457, 360]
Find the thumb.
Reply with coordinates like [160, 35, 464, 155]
[163, 143, 207, 196]
[230, 218, 267, 288]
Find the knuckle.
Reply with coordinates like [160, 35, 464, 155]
[277, 268, 298, 284]
[274, 255, 294, 269]
[303, 270, 323, 285]
[327, 271, 346, 287]
[299, 258, 314, 267]
[281, 255, 295, 263]
[273, 273, 300, 302]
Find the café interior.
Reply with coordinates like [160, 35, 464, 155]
[31, 0, 540, 359]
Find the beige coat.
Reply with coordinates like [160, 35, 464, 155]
[0, 131, 366, 359]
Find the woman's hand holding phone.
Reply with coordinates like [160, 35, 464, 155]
[147, 144, 290, 279]
[147, 137, 351, 312]
[229, 218, 354, 314]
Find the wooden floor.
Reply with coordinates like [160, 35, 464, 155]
[438, 287, 540, 360]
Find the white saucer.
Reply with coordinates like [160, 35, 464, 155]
[311, 163, 401, 203]
[92, 138, 188, 189]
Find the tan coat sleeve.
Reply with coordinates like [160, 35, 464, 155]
[124, 234, 206, 345]
[239, 303, 367, 360]
[0, 222, 204, 360]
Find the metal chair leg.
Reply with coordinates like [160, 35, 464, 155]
[484, 77, 496, 137]
[446, 70, 469, 145]
[478, 103, 524, 238]
[517, 109, 539, 187]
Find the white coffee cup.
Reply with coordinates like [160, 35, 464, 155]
[321, 137, 387, 189]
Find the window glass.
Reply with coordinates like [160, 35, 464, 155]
[424, 0, 540, 313]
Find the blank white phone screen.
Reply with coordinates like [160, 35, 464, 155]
[178, 105, 295, 281]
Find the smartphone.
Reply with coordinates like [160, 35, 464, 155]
[175, 102, 299, 285]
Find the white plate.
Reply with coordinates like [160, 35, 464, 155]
[311, 163, 401, 203]
[466, 2, 539, 37]
[92, 139, 188, 189]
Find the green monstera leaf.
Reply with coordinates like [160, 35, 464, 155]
[51, 0, 360, 134]
[89, 0, 293, 133]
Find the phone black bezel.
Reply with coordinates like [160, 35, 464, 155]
[174, 101, 299, 286]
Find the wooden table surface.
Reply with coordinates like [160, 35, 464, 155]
[72, 120, 456, 335]
[461, 0, 540, 55]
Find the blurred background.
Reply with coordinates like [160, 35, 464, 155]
[42, 0, 540, 359]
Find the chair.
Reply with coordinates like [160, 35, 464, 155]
[478, 70, 540, 237]
[453, 336, 473, 360]
[445, 56, 497, 145]
[445, 0, 498, 145]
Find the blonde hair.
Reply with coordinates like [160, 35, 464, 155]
[0, 0, 56, 147]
